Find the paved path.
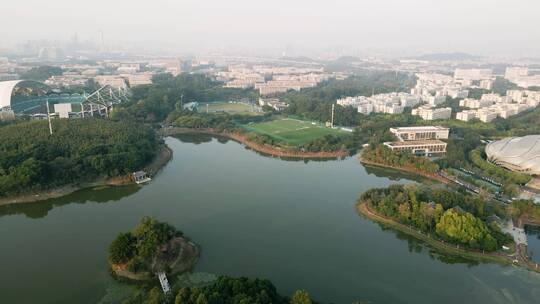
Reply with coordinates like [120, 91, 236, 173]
[502, 220, 528, 246]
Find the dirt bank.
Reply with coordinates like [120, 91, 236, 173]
[164, 127, 350, 159]
[111, 237, 199, 281]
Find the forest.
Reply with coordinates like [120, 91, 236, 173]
[123, 276, 316, 304]
[359, 184, 512, 251]
[113, 73, 257, 123]
[361, 144, 440, 173]
[0, 119, 157, 197]
[21, 65, 63, 81]
[109, 217, 182, 273]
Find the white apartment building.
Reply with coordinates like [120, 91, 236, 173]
[481, 93, 507, 103]
[389, 126, 449, 141]
[456, 110, 477, 122]
[94, 76, 128, 89]
[477, 109, 498, 122]
[126, 73, 153, 87]
[507, 90, 526, 102]
[454, 68, 493, 81]
[480, 79, 494, 90]
[337, 92, 417, 115]
[459, 98, 493, 108]
[412, 106, 452, 120]
[505, 67, 529, 79]
[446, 88, 469, 99]
[357, 103, 373, 115]
[424, 95, 447, 106]
[225, 79, 257, 89]
[504, 67, 540, 88]
[258, 98, 288, 111]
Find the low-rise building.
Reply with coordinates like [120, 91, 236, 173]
[126, 73, 154, 87]
[383, 140, 447, 156]
[424, 95, 447, 106]
[454, 68, 493, 81]
[412, 106, 452, 120]
[389, 126, 450, 141]
[259, 98, 288, 111]
[456, 110, 477, 122]
[446, 88, 469, 99]
[459, 98, 493, 108]
[477, 109, 498, 122]
[357, 103, 374, 115]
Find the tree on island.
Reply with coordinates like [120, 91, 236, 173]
[359, 184, 512, 252]
[108, 217, 186, 274]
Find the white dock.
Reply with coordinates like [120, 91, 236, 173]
[157, 271, 171, 294]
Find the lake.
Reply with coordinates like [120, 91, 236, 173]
[1, 134, 540, 304]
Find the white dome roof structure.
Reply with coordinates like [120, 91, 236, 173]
[0, 80, 24, 108]
[485, 135, 540, 176]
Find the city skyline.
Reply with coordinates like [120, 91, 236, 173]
[2, 0, 540, 58]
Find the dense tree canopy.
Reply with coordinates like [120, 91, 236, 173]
[113, 73, 257, 122]
[508, 199, 540, 221]
[360, 184, 512, 251]
[468, 148, 531, 185]
[362, 144, 439, 173]
[21, 65, 63, 81]
[109, 217, 181, 272]
[0, 119, 157, 197]
[436, 209, 497, 251]
[122, 276, 316, 304]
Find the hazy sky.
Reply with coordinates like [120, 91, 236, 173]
[2, 0, 540, 57]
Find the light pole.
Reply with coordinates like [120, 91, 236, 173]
[46, 99, 53, 135]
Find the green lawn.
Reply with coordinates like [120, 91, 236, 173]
[244, 118, 347, 146]
[197, 102, 260, 115]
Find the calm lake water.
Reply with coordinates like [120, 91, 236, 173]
[525, 225, 540, 265]
[1, 134, 540, 304]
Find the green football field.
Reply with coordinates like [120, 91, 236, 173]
[197, 102, 260, 115]
[245, 118, 348, 146]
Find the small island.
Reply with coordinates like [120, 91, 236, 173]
[108, 217, 199, 281]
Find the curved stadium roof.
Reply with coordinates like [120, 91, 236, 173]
[0, 80, 24, 108]
[485, 135, 540, 176]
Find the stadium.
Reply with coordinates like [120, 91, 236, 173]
[0, 80, 128, 119]
[485, 135, 540, 176]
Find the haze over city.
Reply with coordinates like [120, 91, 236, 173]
[2, 0, 540, 57]
[3, 1, 540, 304]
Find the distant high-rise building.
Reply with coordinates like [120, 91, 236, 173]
[38, 47, 63, 61]
[505, 67, 529, 79]
[454, 68, 492, 81]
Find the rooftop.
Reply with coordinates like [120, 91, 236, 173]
[384, 140, 447, 147]
[390, 126, 449, 132]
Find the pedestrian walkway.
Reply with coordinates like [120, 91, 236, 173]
[502, 220, 528, 246]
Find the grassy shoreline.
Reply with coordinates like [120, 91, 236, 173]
[163, 127, 351, 159]
[359, 156, 451, 185]
[0, 145, 172, 207]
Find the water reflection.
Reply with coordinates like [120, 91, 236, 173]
[173, 132, 348, 163]
[0, 185, 140, 219]
[364, 164, 430, 183]
[525, 225, 540, 264]
[378, 223, 490, 268]
[172, 133, 215, 144]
